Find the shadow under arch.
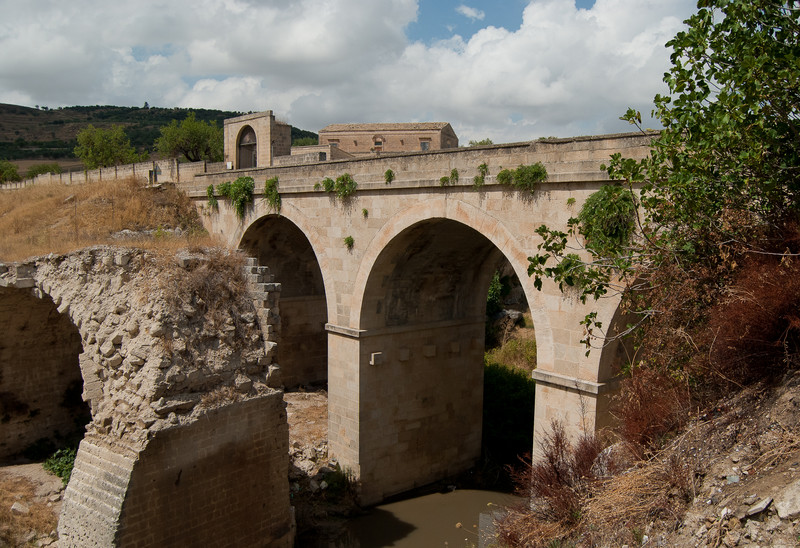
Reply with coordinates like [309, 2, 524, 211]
[350, 197, 554, 369]
[345, 213, 539, 503]
[239, 213, 329, 387]
[0, 286, 90, 461]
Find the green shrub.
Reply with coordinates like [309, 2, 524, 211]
[217, 176, 254, 219]
[0, 159, 21, 183]
[577, 184, 637, 255]
[384, 169, 395, 184]
[473, 163, 489, 188]
[440, 168, 459, 187]
[486, 271, 504, 317]
[482, 357, 536, 465]
[334, 173, 357, 199]
[25, 162, 63, 178]
[497, 163, 547, 194]
[320, 177, 335, 192]
[317, 175, 357, 200]
[496, 168, 513, 186]
[206, 184, 218, 210]
[362, 208, 369, 218]
[43, 447, 77, 485]
[344, 235, 354, 250]
[264, 176, 281, 213]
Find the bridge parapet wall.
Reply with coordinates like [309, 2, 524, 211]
[185, 132, 654, 197]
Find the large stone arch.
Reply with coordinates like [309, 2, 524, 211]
[1, 248, 294, 547]
[239, 211, 329, 387]
[349, 197, 555, 369]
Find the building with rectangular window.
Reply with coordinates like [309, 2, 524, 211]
[317, 122, 459, 155]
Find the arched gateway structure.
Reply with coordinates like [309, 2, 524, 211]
[189, 133, 651, 504]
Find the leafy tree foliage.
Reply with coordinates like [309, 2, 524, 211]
[25, 162, 63, 178]
[469, 138, 494, 146]
[74, 124, 143, 169]
[0, 159, 21, 183]
[155, 112, 223, 162]
[292, 136, 318, 146]
[529, 0, 800, 355]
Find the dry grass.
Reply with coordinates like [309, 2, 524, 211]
[0, 472, 58, 545]
[0, 178, 214, 262]
[151, 247, 250, 330]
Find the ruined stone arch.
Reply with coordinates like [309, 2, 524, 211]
[1, 248, 294, 546]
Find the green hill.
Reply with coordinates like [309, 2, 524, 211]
[0, 103, 318, 164]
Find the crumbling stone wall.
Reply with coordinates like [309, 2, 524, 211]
[0, 247, 293, 547]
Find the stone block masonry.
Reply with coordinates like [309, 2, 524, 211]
[0, 247, 293, 547]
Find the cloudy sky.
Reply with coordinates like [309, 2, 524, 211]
[0, 0, 698, 142]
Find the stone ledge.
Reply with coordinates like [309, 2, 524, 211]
[531, 369, 620, 395]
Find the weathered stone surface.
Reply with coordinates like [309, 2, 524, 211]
[775, 480, 800, 519]
[0, 247, 291, 547]
[11, 501, 30, 515]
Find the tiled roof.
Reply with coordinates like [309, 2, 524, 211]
[319, 122, 451, 132]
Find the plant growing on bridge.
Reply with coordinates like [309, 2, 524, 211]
[317, 173, 359, 201]
[264, 176, 281, 213]
[206, 184, 218, 210]
[344, 235, 354, 251]
[315, 177, 335, 192]
[362, 208, 368, 218]
[497, 162, 547, 194]
[384, 169, 395, 184]
[440, 168, 459, 187]
[577, 184, 637, 256]
[473, 163, 489, 189]
[217, 176, 254, 220]
[334, 173, 357, 199]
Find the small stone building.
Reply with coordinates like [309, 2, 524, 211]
[223, 111, 292, 169]
[318, 122, 459, 155]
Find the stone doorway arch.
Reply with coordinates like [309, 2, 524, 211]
[237, 125, 257, 169]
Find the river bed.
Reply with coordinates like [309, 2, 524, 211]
[331, 489, 520, 547]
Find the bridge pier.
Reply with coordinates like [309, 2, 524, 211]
[327, 319, 485, 505]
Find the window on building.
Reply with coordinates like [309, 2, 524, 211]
[420, 140, 430, 151]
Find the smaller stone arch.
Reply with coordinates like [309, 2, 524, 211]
[237, 125, 257, 169]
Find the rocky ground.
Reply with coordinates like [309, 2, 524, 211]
[654, 371, 800, 547]
[0, 464, 64, 546]
[5, 371, 800, 546]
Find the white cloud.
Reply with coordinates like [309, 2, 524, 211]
[0, 0, 697, 142]
[456, 5, 486, 21]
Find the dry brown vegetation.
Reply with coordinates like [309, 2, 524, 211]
[0, 472, 58, 546]
[0, 178, 214, 262]
[495, 229, 800, 546]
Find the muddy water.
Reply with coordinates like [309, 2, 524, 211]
[334, 489, 520, 547]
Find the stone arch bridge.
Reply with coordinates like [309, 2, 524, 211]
[186, 133, 651, 504]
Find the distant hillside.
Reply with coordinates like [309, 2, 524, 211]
[0, 103, 318, 164]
